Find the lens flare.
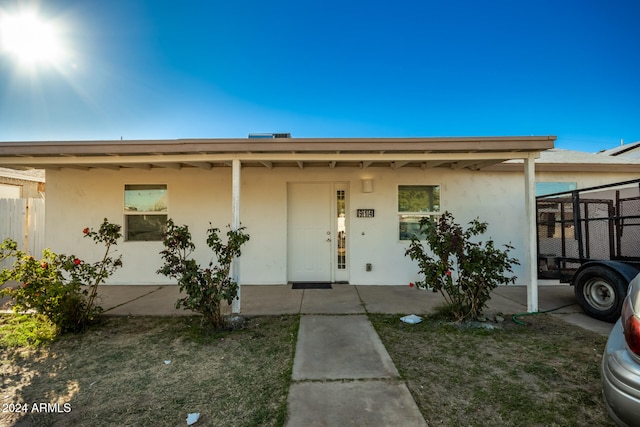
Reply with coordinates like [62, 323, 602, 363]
[1, 11, 65, 66]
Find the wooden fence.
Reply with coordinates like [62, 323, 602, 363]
[0, 198, 45, 269]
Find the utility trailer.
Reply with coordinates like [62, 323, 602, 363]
[537, 178, 640, 322]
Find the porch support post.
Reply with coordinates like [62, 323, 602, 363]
[231, 159, 241, 314]
[524, 153, 538, 313]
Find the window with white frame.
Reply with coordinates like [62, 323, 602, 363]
[398, 185, 440, 240]
[124, 184, 167, 241]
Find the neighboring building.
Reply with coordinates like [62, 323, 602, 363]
[0, 168, 46, 264]
[489, 148, 640, 196]
[0, 167, 45, 198]
[598, 141, 640, 160]
[1, 136, 639, 313]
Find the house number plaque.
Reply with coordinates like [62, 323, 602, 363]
[357, 209, 375, 218]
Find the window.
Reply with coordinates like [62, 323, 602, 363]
[536, 182, 577, 197]
[124, 184, 167, 241]
[337, 189, 346, 269]
[398, 185, 440, 240]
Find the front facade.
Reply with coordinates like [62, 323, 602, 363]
[45, 165, 532, 286]
[6, 136, 640, 312]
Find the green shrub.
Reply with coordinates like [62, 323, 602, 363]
[0, 219, 122, 333]
[158, 219, 250, 329]
[405, 211, 519, 322]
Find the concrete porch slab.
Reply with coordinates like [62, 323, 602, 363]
[286, 381, 427, 427]
[98, 285, 190, 316]
[299, 284, 364, 314]
[240, 285, 302, 315]
[484, 288, 530, 315]
[292, 315, 398, 380]
[491, 282, 579, 312]
[357, 285, 446, 314]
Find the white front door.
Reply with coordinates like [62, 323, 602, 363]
[287, 182, 332, 282]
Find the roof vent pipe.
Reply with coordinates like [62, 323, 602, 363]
[248, 133, 291, 139]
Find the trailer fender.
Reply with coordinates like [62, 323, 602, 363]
[575, 261, 640, 285]
[573, 261, 640, 322]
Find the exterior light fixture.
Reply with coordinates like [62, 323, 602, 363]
[362, 179, 373, 193]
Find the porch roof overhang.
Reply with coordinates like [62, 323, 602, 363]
[0, 136, 555, 171]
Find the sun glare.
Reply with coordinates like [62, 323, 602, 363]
[1, 11, 65, 66]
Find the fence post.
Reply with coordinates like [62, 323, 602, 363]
[24, 199, 30, 254]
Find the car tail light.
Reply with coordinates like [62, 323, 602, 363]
[622, 296, 640, 355]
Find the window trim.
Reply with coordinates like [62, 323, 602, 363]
[397, 184, 441, 241]
[123, 184, 168, 242]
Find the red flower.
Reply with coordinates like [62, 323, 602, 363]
[74, 258, 81, 265]
[445, 270, 452, 276]
[23, 283, 28, 288]
[35, 293, 40, 297]
[409, 282, 415, 288]
[41, 262, 48, 269]
[83, 227, 90, 234]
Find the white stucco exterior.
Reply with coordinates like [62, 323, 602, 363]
[43, 164, 639, 289]
[36, 166, 560, 286]
[7, 136, 640, 312]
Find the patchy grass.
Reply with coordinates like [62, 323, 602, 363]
[2, 310, 615, 427]
[1, 314, 299, 427]
[370, 313, 614, 427]
[0, 313, 57, 347]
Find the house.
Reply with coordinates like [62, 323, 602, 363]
[0, 167, 45, 199]
[0, 136, 638, 313]
[0, 167, 46, 263]
[490, 148, 640, 194]
[598, 141, 640, 160]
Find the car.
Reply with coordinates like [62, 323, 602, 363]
[602, 272, 640, 426]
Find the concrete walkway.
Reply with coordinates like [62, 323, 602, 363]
[91, 283, 613, 426]
[0, 282, 615, 425]
[287, 315, 426, 426]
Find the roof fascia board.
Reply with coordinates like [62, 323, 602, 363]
[0, 136, 556, 156]
[0, 151, 540, 168]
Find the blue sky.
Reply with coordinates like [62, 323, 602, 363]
[1, 0, 639, 152]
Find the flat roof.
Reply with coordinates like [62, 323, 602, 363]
[483, 148, 640, 173]
[0, 136, 556, 171]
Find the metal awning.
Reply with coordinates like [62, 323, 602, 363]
[0, 136, 555, 171]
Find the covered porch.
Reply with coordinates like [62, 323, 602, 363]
[0, 136, 556, 313]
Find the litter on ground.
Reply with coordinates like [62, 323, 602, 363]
[186, 412, 200, 425]
[400, 314, 423, 324]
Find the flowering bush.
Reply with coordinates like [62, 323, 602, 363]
[405, 211, 519, 322]
[157, 219, 250, 330]
[0, 219, 123, 333]
[59, 220, 123, 321]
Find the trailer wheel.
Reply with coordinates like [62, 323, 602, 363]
[574, 266, 626, 323]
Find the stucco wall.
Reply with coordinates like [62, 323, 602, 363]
[44, 166, 639, 287]
[44, 166, 530, 286]
[46, 168, 231, 284]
